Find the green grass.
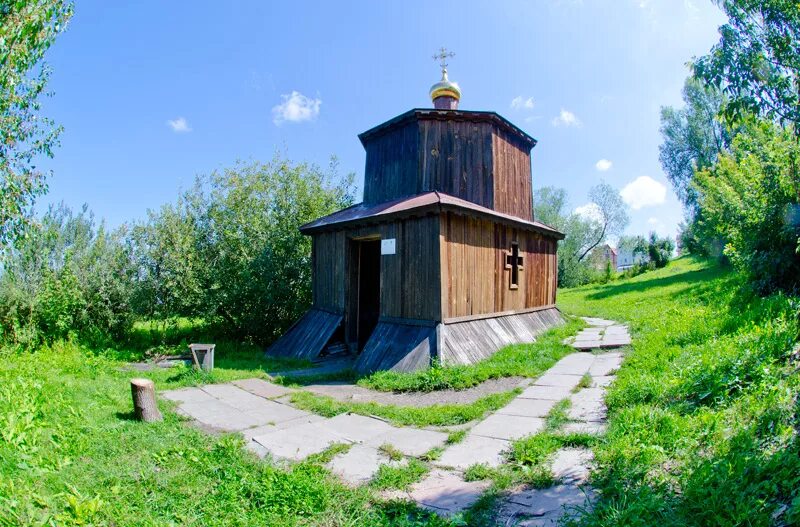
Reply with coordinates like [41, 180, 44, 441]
[358, 318, 584, 392]
[463, 397, 598, 492]
[0, 342, 461, 526]
[557, 257, 800, 527]
[370, 459, 429, 491]
[289, 389, 520, 427]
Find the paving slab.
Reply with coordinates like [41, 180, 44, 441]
[551, 448, 593, 484]
[320, 413, 395, 443]
[327, 444, 387, 484]
[409, 469, 491, 516]
[548, 353, 596, 375]
[437, 435, 508, 470]
[366, 427, 448, 457]
[179, 401, 265, 431]
[601, 337, 632, 348]
[161, 387, 216, 404]
[589, 356, 623, 376]
[471, 414, 545, 441]
[240, 400, 312, 424]
[497, 484, 594, 526]
[568, 391, 606, 423]
[572, 340, 603, 350]
[603, 326, 629, 335]
[591, 375, 615, 388]
[561, 421, 607, 435]
[518, 384, 574, 401]
[233, 378, 296, 399]
[240, 414, 326, 440]
[571, 387, 605, 403]
[534, 372, 584, 389]
[252, 420, 350, 461]
[581, 317, 615, 326]
[175, 399, 235, 418]
[497, 397, 557, 418]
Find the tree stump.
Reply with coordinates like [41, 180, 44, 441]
[130, 378, 163, 422]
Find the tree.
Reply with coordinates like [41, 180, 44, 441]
[576, 182, 630, 262]
[646, 232, 675, 268]
[659, 76, 732, 212]
[534, 183, 629, 288]
[0, 1, 73, 252]
[130, 155, 356, 343]
[694, 120, 800, 292]
[0, 202, 135, 345]
[693, 0, 800, 132]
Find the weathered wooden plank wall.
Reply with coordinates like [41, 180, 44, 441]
[492, 127, 534, 221]
[362, 117, 534, 223]
[440, 212, 557, 319]
[267, 309, 343, 359]
[354, 322, 435, 373]
[418, 120, 495, 209]
[310, 215, 441, 322]
[438, 307, 564, 366]
[363, 120, 420, 204]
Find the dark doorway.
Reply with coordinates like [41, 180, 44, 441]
[354, 239, 381, 351]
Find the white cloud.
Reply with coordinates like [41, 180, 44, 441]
[574, 203, 603, 224]
[510, 96, 535, 110]
[166, 117, 191, 133]
[551, 109, 582, 127]
[595, 159, 613, 172]
[620, 176, 667, 210]
[647, 217, 659, 225]
[272, 91, 321, 125]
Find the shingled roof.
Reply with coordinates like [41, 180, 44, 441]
[300, 191, 564, 239]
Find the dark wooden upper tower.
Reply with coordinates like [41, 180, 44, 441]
[359, 110, 536, 221]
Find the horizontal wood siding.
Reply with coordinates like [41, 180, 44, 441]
[440, 211, 558, 319]
[310, 215, 441, 322]
[363, 120, 420, 203]
[492, 127, 533, 221]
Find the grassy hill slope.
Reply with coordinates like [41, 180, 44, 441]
[559, 257, 800, 526]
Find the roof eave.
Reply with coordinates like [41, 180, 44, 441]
[357, 109, 537, 149]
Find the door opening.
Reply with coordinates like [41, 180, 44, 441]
[354, 239, 381, 352]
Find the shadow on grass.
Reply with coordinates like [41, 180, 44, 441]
[115, 410, 137, 421]
[585, 265, 725, 301]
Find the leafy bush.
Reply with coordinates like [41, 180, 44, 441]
[0, 203, 135, 346]
[130, 154, 355, 343]
[694, 120, 800, 293]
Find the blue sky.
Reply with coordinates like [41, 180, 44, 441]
[39, 0, 727, 242]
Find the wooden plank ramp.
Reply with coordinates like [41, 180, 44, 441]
[354, 322, 435, 374]
[266, 309, 342, 361]
[439, 307, 564, 366]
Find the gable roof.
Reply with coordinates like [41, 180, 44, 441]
[300, 191, 564, 239]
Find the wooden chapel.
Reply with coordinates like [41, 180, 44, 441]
[269, 54, 565, 373]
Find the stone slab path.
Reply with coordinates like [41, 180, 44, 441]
[161, 316, 629, 523]
[564, 317, 632, 350]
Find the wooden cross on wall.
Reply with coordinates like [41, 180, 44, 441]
[505, 242, 524, 289]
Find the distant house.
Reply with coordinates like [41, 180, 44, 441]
[616, 247, 648, 271]
[590, 244, 617, 271]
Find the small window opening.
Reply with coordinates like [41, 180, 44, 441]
[505, 241, 524, 289]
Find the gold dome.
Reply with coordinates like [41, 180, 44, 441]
[429, 69, 461, 102]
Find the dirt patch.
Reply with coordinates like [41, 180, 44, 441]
[301, 376, 530, 407]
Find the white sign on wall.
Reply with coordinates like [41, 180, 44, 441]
[381, 238, 396, 255]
